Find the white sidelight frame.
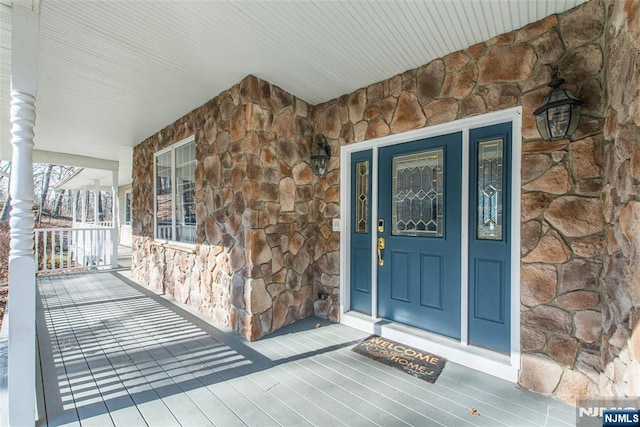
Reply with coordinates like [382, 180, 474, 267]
[340, 108, 522, 382]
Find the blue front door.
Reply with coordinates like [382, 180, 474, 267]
[349, 123, 512, 353]
[377, 132, 462, 339]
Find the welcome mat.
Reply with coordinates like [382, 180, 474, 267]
[352, 335, 446, 383]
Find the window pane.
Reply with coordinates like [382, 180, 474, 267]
[174, 141, 196, 244]
[124, 192, 131, 225]
[156, 151, 173, 240]
[477, 138, 503, 240]
[355, 161, 369, 234]
[392, 149, 444, 237]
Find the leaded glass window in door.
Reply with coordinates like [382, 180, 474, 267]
[355, 161, 369, 233]
[392, 149, 444, 237]
[477, 138, 503, 240]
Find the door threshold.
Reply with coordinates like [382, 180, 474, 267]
[341, 310, 519, 382]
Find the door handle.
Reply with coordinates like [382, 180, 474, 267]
[377, 237, 385, 266]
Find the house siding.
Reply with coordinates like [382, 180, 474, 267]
[130, 0, 639, 404]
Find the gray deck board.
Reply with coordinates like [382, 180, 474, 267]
[243, 368, 349, 426]
[262, 362, 384, 426]
[269, 326, 471, 427]
[147, 332, 277, 427]
[68, 277, 220, 427]
[316, 318, 575, 426]
[36, 271, 575, 427]
[254, 338, 419, 426]
[183, 339, 313, 427]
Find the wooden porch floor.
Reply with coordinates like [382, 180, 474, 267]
[36, 272, 575, 427]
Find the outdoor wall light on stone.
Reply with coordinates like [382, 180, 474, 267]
[533, 66, 583, 141]
[311, 134, 331, 176]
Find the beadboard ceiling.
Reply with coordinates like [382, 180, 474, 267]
[1, 0, 586, 185]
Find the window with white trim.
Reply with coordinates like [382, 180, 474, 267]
[154, 137, 196, 244]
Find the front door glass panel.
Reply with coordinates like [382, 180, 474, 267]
[392, 149, 444, 237]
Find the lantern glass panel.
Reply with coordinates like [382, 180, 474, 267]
[535, 113, 550, 140]
[548, 104, 571, 138]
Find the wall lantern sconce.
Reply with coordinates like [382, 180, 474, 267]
[311, 134, 331, 176]
[533, 66, 583, 141]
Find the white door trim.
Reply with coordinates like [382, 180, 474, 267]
[339, 107, 522, 382]
[460, 127, 470, 345]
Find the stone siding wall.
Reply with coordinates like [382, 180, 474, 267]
[600, 0, 640, 397]
[132, 76, 329, 340]
[312, 0, 606, 404]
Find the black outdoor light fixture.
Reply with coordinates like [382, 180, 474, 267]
[533, 65, 583, 141]
[311, 134, 331, 176]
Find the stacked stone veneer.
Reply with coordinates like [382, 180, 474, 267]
[600, 0, 640, 398]
[130, 0, 639, 404]
[131, 76, 341, 340]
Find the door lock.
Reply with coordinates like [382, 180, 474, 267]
[377, 237, 385, 266]
[378, 219, 385, 233]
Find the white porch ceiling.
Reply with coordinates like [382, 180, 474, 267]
[54, 167, 114, 191]
[1, 0, 586, 186]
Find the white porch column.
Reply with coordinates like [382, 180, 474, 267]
[8, 2, 40, 426]
[111, 170, 118, 268]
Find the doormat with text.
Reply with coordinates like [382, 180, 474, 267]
[352, 335, 446, 383]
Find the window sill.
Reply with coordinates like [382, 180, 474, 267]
[151, 240, 197, 254]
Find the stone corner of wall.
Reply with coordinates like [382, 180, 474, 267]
[519, 352, 601, 405]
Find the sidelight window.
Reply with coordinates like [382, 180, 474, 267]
[477, 138, 503, 240]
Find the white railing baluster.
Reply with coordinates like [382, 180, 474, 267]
[93, 231, 97, 268]
[43, 231, 48, 272]
[92, 228, 96, 268]
[71, 228, 77, 268]
[53, 230, 57, 270]
[59, 229, 64, 270]
[67, 229, 72, 269]
[51, 230, 54, 270]
[101, 228, 106, 268]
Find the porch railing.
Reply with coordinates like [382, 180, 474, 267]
[35, 226, 115, 273]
